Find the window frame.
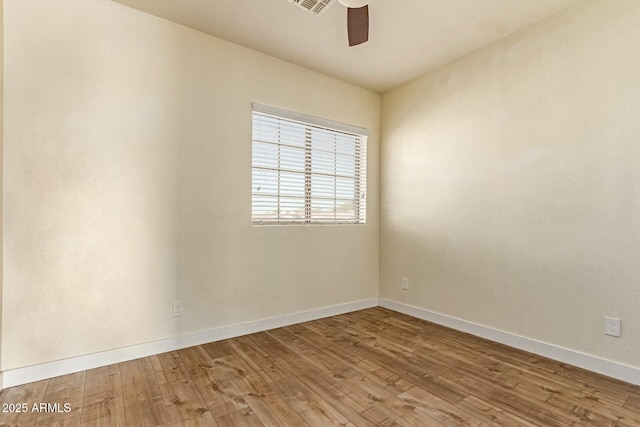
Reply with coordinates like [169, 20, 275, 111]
[251, 103, 368, 226]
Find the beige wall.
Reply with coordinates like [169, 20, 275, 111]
[2, 0, 379, 370]
[381, 0, 640, 368]
[5, 0, 639, 378]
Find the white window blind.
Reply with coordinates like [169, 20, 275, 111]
[252, 104, 367, 225]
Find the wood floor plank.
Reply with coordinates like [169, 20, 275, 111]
[263, 373, 354, 426]
[399, 385, 483, 426]
[176, 346, 228, 385]
[158, 379, 217, 426]
[335, 375, 443, 426]
[624, 394, 640, 412]
[546, 392, 637, 426]
[80, 365, 126, 427]
[214, 407, 264, 427]
[121, 374, 162, 399]
[83, 365, 122, 399]
[38, 413, 82, 427]
[0, 379, 50, 426]
[455, 395, 539, 427]
[122, 391, 170, 427]
[358, 406, 403, 427]
[226, 371, 309, 427]
[2, 307, 640, 426]
[195, 379, 248, 417]
[306, 317, 469, 405]
[35, 372, 85, 426]
[119, 358, 155, 385]
[80, 391, 126, 427]
[440, 371, 580, 426]
[269, 326, 357, 381]
[150, 352, 190, 385]
[202, 341, 236, 361]
[282, 324, 415, 405]
[225, 338, 281, 384]
[211, 354, 255, 383]
[240, 340, 376, 427]
[227, 334, 371, 426]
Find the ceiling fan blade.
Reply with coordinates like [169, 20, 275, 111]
[347, 5, 368, 46]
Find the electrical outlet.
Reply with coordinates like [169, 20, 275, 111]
[401, 277, 409, 290]
[604, 316, 620, 337]
[172, 301, 184, 317]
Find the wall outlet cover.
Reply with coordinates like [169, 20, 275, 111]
[172, 301, 184, 317]
[604, 316, 621, 337]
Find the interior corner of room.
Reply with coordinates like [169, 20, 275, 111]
[2, 0, 640, 393]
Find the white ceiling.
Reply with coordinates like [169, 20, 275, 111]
[113, 0, 581, 93]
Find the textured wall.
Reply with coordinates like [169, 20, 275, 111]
[3, 0, 379, 370]
[380, 0, 640, 367]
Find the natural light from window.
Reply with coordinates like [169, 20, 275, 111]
[252, 105, 367, 225]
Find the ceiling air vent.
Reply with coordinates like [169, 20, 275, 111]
[288, 0, 336, 15]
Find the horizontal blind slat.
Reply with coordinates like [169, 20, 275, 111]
[252, 108, 366, 225]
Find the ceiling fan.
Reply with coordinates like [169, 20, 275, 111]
[288, 0, 373, 46]
[338, 0, 372, 46]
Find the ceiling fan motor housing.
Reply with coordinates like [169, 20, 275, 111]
[338, 0, 372, 7]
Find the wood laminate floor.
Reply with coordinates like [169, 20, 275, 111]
[1, 307, 640, 426]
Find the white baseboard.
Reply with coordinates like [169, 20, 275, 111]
[4, 297, 639, 390]
[1, 298, 378, 389]
[379, 298, 640, 386]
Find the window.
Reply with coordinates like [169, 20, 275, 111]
[252, 103, 367, 225]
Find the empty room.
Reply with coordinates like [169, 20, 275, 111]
[1, 0, 640, 425]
